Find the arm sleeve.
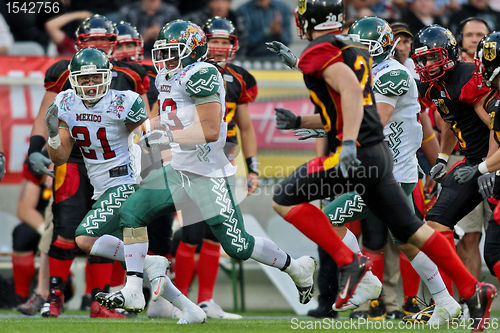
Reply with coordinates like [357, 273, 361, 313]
[125, 95, 148, 123]
[298, 42, 343, 78]
[374, 93, 398, 108]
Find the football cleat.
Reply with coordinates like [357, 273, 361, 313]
[368, 297, 387, 320]
[144, 255, 169, 302]
[96, 288, 145, 313]
[428, 296, 461, 326]
[16, 293, 46, 316]
[333, 254, 373, 311]
[90, 300, 127, 318]
[287, 256, 316, 304]
[402, 296, 421, 316]
[177, 302, 207, 324]
[41, 288, 64, 318]
[147, 297, 181, 318]
[403, 304, 434, 323]
[333, 267, 381, 311]
[463, 282, 497, 332]
[199, 299, 242, 319]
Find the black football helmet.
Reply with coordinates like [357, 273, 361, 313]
[76, 14, 117, 57]
[480, 32, 500, 87]
[295, 0, 344, 40]
[114, 21, 144, 63]
[202, 16, 239, 65]
[411, 25, 459, 83]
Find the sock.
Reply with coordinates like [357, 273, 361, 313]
[87, 260, 113, 292]
[85, 261, 92, 295]
[363, 250, 384, 283]
[197, 241, 220, 304]
[284, 203, 354, 266]
[400, 252, 421, 299]
[411, 251, 446, 295]
[49, 238, 76, 282]
[437, 231, 455, 296]
[419, 230, 476, 299]
[433, 288, 452, 305]
[111, 260, 126, 287]
[12, 253, 35, 298]
[493, 261, 500, 284]
[90, 235, 124, 261]
[174, 241, 196, 295]
[250, 236, 288, 268]
[343, 229, 361, 253]
[124, 242, 148, 273]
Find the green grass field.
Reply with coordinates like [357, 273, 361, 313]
[1, 309, 500, 333]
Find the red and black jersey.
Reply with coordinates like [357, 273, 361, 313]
[44, 59, 150, 163]
[485, 89, 500, 146]
[418, 62, 490, 162]
[143, 63, 159, 108]
[222, 63, 258, 144]
[298, 33, 384, 151]
[22, 158, 51, 215]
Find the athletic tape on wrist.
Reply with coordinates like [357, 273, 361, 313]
[48, 135, 61, 149]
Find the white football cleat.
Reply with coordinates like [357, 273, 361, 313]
[147, 296, 181, 318]
[333, 270, 382, 311]
[96, 287, 145, 313]
[177, 302, 207, 324]
[428, 296, 461, 326]
[144, 255, 169, 301]
[287, 256, 316, 304]
[198, 299, 242, 319]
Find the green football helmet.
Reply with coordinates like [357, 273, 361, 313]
[152, 20, 208, 77]
[348, 16, 394, 65]
[68, 48, 113, 102]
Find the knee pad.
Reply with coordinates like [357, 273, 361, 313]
[12, 223, 40, 252]
[48, 239, 76, 260]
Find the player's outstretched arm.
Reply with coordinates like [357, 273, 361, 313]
[47, 120, 74, 166]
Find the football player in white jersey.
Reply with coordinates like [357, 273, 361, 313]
[94, 20, 316, 314]
[267, 17, 460, 324]
[45, 47, 207, 323]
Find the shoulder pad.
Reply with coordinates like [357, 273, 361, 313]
[373, 69, 410, 97]
[185, 66, 220, 97]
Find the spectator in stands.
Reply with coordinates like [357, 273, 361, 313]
[449, 0, 500, 37]
[45, 11, 92, 57]
[237, 0, 292, 58]
[401, 0, 444, 36]
[0, 14, 13, 55]
[118, 0, 180, 58]
[183, 0, 247, 55]
[458, 17, 490, 62]
[169, 0, 208, 15]
[391, 22, 419, 78]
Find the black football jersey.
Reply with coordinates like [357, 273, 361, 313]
[418, 62, 490, 162]
[222, 63, 258, 144]
[484, 89, 500, 199]
[142, 63, 159, 108]
[297, 33, 384, 152]
[44, 59, 149, 163]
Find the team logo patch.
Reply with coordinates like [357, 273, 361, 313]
[297, 0, 306, 15]
[108, 94, 125, 117]
[484, 42, 497, 61]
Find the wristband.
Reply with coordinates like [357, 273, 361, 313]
[245, 156, 259, 175]
[48, 135, 61, 149]
[478, 161, 489, 175]
[437, 153, 449, 163]
[28, 135, 47, 155]
[295, 116, 302, 129]
[36, 224, 45, 235]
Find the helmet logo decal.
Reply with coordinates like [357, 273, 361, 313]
[181, 24, 206, 51]
[297, 0, 306, 15]
[444, 29, 457, 46]
[81, 65, 97, 72]
[484, 42, 497, 61]
[414, 46, 428, 54]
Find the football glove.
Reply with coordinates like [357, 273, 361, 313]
[275, 108, 301, 129]
[337, 140, 361, 178]
[265, 41, 298, 69]
[429, 158, 448, 182]
[293, 128, 327, 140]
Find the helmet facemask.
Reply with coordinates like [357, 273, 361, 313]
[152, 40, 192, 77]
[69, 66, 112, 103]
[206, 32, 238, 67]
[114, 37, 144, 63]
[412, 47, 454, 83]
[77, 34, 117, 58]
